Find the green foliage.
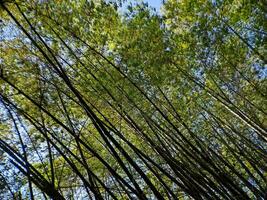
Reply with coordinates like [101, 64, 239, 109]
[0, 0, 266, 199]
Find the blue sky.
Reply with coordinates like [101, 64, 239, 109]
[120, 0, 163, 12]
[145, 0, 162, 11]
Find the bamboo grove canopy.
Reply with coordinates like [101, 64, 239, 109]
[0, 0, 266, 199]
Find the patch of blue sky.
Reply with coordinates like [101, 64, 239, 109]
[144, 0, 162, 11]
[118, 0, 163, 14]
[1, 23, 20, 41]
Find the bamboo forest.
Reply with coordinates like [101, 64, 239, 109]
[0, 0, 266, 199]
